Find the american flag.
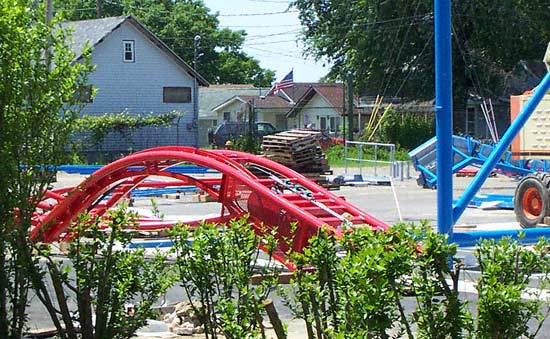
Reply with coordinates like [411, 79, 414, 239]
[274, 70, 293, 93]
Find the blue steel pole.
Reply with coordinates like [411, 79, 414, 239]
[434, 0, 454, 236]
[453, 72, 550, 223]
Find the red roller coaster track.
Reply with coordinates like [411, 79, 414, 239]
[32, 147, 388, 265]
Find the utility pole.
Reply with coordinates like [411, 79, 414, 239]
[193, 35, 201, 147]
[45, 0, 53, 67]
[96, 0, 102, 18]
[347, 73, 354, 141]
[45, 0, 52, 24]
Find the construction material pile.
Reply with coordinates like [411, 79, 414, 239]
[261, 129, 336, 188]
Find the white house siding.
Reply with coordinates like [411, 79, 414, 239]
[295, 94, 341, 131]
[213, 102, 288, 130]
[81, 21, 196, 155]
[255, 109, 288, 130]
[214, 100, 248, 123]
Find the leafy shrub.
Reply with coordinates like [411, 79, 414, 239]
[31, 207, 173, 339]
[234, 134, 261, 154]
[282, 223, 470, 339]
[475, 236, 550, 339]
[379, 113, 434, 150]
[170, 217, 281, 339]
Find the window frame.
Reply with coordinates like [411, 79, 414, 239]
[123, 40, 135, 63]
[163, 86, 192, 103]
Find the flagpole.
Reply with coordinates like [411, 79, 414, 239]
[265, 85, 275, 96]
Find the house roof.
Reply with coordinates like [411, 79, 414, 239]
[284, 83, 344, 117]
[199, 85, 270, 118]
[240, 95, 293, 109]
[207, 83, 345, 117]
[211, 94, 292, 113]
[211, 95, 248, 112]
[60, 16, 209, 86]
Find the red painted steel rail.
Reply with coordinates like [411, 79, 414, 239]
[32, 147, 388, 265]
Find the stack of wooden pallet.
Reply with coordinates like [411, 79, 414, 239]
[261, 129, 337, 188]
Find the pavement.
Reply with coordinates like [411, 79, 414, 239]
[30, 167, 538, 338]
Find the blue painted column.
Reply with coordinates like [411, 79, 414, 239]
[434, 0, 454, 236]
[453, 72, 550, 223]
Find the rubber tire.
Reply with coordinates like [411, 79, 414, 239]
[514, 173, 550, 228]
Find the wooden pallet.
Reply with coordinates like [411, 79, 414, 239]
[261, 129, 337, 188]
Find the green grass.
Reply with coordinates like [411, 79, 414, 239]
[324, 144, 410, 168]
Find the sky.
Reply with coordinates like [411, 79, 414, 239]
[201, 0, 330, 83]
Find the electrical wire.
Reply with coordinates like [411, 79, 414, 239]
[379, 0, 424, 99]
[217, 9, 298, 17]
[391, 32, 434, 100]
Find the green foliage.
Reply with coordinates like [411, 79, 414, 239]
[324, 143, 408, 168]
[378, 113, 434, 150]
[233, 134, 261, 154]
[325, 144, 354, 167]
[282, 223, 470, 339]
[170, 217, 282, 339]
[293, 0, 550, 106]
[54, 0, 276, 86]
[294, 0, 434, 98]
[475, 236, 550, 339]
[31, 207, 173, 339]
[0, 1, 92, 337]
[72, 110, 182, 150]
[411, 225, 472, 339]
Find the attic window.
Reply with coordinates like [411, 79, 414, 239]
[123, 40, 134, 62]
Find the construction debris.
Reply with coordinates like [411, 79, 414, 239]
[261, 129, 337, 188]
[161, 301, 204, 336]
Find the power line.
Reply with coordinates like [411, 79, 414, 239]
[247, 46, 316, 61]
[245, 29, 302, 41]
[218, 9, 298, 17]
[220, 24, 300, 28]
[380, 0, 424, 98]
[246, 0, 293, 3]
[243, 39, 299, 46]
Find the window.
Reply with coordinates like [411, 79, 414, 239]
[123, 40, 135, 62]
[319, 116, 327, 130]
[329, 116, 340, 132]
[163, 87, 192, 103]
[223, 111, 231, 121]
[319, 116, 340, 132]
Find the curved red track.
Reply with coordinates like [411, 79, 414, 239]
[32, 147, 388, 264]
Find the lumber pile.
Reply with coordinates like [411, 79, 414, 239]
[261, 129, 338, 189]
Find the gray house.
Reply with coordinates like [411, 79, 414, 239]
[62, 16, 208, 159]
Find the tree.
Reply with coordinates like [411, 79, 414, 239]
[294, 0, 434, 99]
[293, 0, 550, 109]
[54, 0, 276, 86]
[0, 0, 92, 337]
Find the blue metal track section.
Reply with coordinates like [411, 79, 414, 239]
[462, 193, 514, 210]
[453, 72, 550, 224]
[451, 229, 550, 247]
[434, 0, 454, 236]
[57, 164, 218, 175]
[409, 135, 547, 189]
[130, 186, 199, 197]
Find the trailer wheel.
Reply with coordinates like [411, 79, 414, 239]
[514, 173, 550, 228]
